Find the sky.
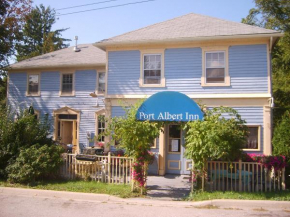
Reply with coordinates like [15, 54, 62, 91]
[32, 0, 256, 46]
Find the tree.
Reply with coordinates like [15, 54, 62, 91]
[0, 0, 32, 70]
[184, 107, 248, 190]
[242, 0, 290, 124]
[16, 4, 70, 61]
[106, 101, 162, 193]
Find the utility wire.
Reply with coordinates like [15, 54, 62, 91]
[56, 0, 156, 16]
[56, 0, 119, 11]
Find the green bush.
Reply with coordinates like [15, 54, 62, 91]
[7, 144, 63, 184]
[0, 108, 53, 178]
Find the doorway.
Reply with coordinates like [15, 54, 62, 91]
[61, 121, 73, 144]
[165, 124, 191, 175]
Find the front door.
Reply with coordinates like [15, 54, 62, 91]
[61, 121, 73, 144]
[165, 124, 191, 175]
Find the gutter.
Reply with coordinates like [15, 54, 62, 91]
[8, 63, 106, 72]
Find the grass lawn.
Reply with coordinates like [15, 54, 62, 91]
[0, 179, 140, 198]
[188, 190, 290, 201]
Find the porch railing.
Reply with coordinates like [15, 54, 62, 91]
[59, 153, 134, 184]
[207, 160, 286, 192]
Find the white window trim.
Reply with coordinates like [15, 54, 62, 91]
[150, 138, 157, 149]
[59, 71, 75, 96]
[201, 46, 230, 87]
[26, 72, 41, 96]
[139, 49, 166, 87]
[96, 71, 106, 95]
[95, 110, 106, 144]
[243, 125, 261, 151]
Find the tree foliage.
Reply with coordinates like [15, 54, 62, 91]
[272, 111, 290, 158]
[16, 4, 70, 61]
[0, 108, 54, 178]
[184, 107, 248, 170]
[7, 144, 63, 184]
[0, 0, 32, 70]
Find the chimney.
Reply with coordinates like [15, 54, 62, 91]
[73, 36, 80, 52]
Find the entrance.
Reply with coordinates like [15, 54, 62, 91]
[61, 121, 73, 144]
[165, 124, 190, 175]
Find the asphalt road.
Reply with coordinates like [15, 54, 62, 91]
[0, 187, 290, 217]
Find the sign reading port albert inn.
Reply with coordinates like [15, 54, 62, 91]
[136, 91, 204, 122]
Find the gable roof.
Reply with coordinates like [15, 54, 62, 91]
[95, 13, 281, 48]
[10, 44, 106, 70]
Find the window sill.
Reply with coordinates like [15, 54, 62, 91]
[139, 78, 166, 88]
[168, 152, 181, 154]
[242, 148, 261, 152]
[201, 83, 231, 87]
[60, 93, 75, 97]
[26, 93, 40, 97]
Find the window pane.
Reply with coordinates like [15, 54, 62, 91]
[98, 72, 106, 93]
[206, 52, 225, 68]
[98, 115, 105, 142]
[62, 74, 73, 93]
[144, 70, 161, 84]
[206, 68, 225, 83]
[28, 75, 39, 94]
[144, 54, 162, 84]
[244, 127, 258, 149]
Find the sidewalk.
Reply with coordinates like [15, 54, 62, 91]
[1, 187, 290, 211]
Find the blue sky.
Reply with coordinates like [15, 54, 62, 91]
[33, 0, 256, 45]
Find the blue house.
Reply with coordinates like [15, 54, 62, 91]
[8, 13, 282, 175]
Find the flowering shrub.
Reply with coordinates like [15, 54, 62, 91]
[131, 150, 155, 188]
[243, 153, 287, 171]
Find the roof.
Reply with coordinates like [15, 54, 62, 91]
[95, 13, 281, 48]
[10, 44, 106, 70]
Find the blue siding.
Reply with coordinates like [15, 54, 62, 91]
[8, 70, 104, 148]
[107, 44, 268, 95]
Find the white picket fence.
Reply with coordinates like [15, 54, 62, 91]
[207, 160, 286, 192]
[60, 153, 134, 184]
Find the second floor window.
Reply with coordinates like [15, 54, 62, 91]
[62, 74, 73, 94]
[28, 74, 39, 95]
[144, 54, 161, 84]
[205, 51, 225, 83]
[98, 72, 105, 94]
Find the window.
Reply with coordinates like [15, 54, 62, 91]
[97, 115, 105, 143]
[168, 125, 181, 153]
[243, 126, 260, 150]
[98, 72, 105, 94]
[61, 74, 73, 95]
[27, 74, 39, 95]
[150, 138, 158, 149]
[201, 47, 230, 87]
[205, 52, 225, 83]
[140, 49, 165, 87]
[144, 54, 161, 84]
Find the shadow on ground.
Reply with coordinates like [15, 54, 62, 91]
[146, 174, 191, 201]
